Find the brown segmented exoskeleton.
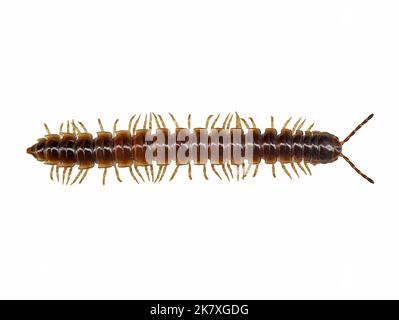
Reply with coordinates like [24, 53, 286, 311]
[27, 113, 375, 185]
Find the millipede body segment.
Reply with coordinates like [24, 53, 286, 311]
[27, 113, 375, 185]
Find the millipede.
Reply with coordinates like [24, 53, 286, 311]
[26, 113, 375, 185]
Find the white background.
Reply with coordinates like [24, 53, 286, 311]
[0, 1, 398, 299]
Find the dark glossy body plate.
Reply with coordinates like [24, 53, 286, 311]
[95, 132, 114, 168]
[114, 130, 132, 167]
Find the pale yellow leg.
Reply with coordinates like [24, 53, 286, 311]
[211, 164, 222, 180]
[157, 114, 166, 128]
[253, 163, 259, 178]
[150, 164, 154, 182]
[134, 165, 145, 182]
[128, 114, 136, 132]
[248, 117, 256, 128]
[168, 112, 179, 128]
[203, 164, 208, 180]
[79, 169, 89, 184]
[72, 120, 80, 134]
[292, 117, 302, 132]
[103, 168, 107, 185]
[282, 117, 292, 129]
[43, 123, 51, 135]
[98, 119, 104, 132]
[154, 165, 163, 183]
[70, 169, 83, 185]
[188, 162, 192, 180]
[78, 121, 88, 133]
[62, 167, 67, 184]
[221, 164, 230, 181]
[211, 113, 221, 129]
[144, 165, 151, 182]
[66, 167, 73, 185]
[226, 114, 233, 130]
[222, 113, 231, 129]
[188, 114, 191, 129]
[297, 119, 306, 132]
[271, 116, 274, 129]
[50, 165, 54, 181]
[281, 163, 292, 179]
[149, 112, 153, 131]
[243, 163, 252, 179]
[143, 114, 148, 129]
[304, 162, 312, 175]
[227, 163, 234, 179]
[205, 115, 213, 129]
[297, 162, 307, 175]
[236, 165, 239, 181]
[152, 113, 161, 129]
[290, 162, 299, 178]
[272, 163, 276, 178]
[235, 112, 242, 128]
[129, 166, 139, 184]
[169, 165, 180, 181]
[114, 165, 122, 182]
[241, 118, 250, 129]
[56, 166, 60, 182]
[307, 123, 315, 132]
[133, 114, 142, 134]
[158, 165, 168, 183]
[113, 119, 119, 135]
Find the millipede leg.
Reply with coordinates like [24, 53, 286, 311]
[241, 118, 250, 129]
[66, 167, 73, 185]
[98, 119, 104, 132]
[113, 119, 119, 135]
[154, 165, 163, 183]
[188, 162, 192, 180]
[203, 164, 208, 180]
[235, 112, 242, 129]
[226, 114, 233, 130]
[114, 165, 122, 182]
[62, 167, 67, 184]
[144, 165, 151, 182]
[149, 112, 153, 131]
[222, 113, 231, 129]
[307, 123, 315, 132]
[282, 117, 292, 129]
[143, 114, 148, 130]
[56, 166, 60, 182]
[188, 114, 191, 129]
[43, 123, 51, 135]
[103, 168, 107, 185]
[134, 165, 145, 182]
[221, 164, 230, 181]
[158, 165, 168, 183]
[297, 119, 306, 133]
[292, 117, 302, 132]
[72, 120, 80, 134]
[290, 162, 300, 178]
[211, 164, 222, 180]
[59, 122, 64, 134]
[78, 121, 88, 133]
[236, 165, 239, 181]
[304, 162, 312, 175]
[253, 163, 259, 178]
[150, 164, 154, 182]
[70, 169, 83, 186]
[296, 162, 307, 175]
[243, 163, 252, 179]
[157, 114, 166, 128]
[50, 165, 54, 181]
[211, 113, 221, 129]
[133, 114, 142, 134]
[248, 117, 256, 128]
[152, 113, 161, 129]
[205, 114, 213, 129]
[227, 163, 234, 179]
[129, 165, 140, 184]
[79, 169, 89, 184]
[169, 165, 180, 181]
[271, 116, 274, 129]
[168, 112, 179, 128]
[128, 114, 136, 132]
[281, 163, 292, 179]
[272, 163, 276, 178]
